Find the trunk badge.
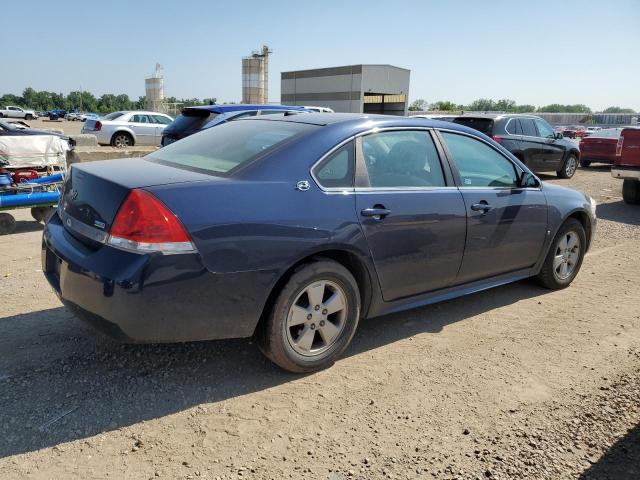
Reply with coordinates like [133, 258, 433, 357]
[94, 220, 106, 229]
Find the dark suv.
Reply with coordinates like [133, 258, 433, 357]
[452, 114, 580, 178]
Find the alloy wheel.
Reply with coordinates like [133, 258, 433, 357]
[565, 156, 577, 177]
[286, 280, 348, 356]
[114, 134, 131, 148]
[553, 231, 580, 280]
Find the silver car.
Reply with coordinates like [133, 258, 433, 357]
[81, 111, 174, 147]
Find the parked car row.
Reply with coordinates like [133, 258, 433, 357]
[43, 113, 597, 372]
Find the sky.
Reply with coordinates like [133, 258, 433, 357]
[2, 0, 639, 111]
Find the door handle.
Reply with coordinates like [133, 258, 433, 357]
[470, 202, 492, 212]
[361, 207, 391, 219]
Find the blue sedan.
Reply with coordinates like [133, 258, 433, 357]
[42, 113, 597, 372]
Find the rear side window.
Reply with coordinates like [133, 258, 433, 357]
[169, 109, 220, 133]
[103, 112, 124, 120]
[505, 118, 522, 135]
[520, 118, 537, 137]
[312, 141, 354, 189]
[441, 132, 519, 188]
[147, 120, 316, 175]
[151, 115, 173, 125]
[452, 118, 494, 135]
[361, 130, 446, 188]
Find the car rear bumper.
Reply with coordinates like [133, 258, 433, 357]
[612, 167, 640, 180]
[42, 211, 269, 343]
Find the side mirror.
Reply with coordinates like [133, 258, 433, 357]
[554, 132, 564, 139]
[520, 172, 540, 188]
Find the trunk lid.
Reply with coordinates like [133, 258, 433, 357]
[61, 158, 214, 235]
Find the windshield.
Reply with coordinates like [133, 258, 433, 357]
[102, 112, 124, 120]
[147, 119, 316, 175]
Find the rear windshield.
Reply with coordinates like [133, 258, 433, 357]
[102, 112, 124, 120]
[147, 119, 317, 175]
[589, 128, 622, 138]
[168, 109, 220, 133]
[452, 117, 494, 135]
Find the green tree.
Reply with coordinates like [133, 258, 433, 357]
[429, 101, 458, 111]
[408, 99, 428, 111]
[466, 98, 496, 111]
[602, 106, 636, 114]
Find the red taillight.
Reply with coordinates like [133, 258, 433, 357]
[616, 135, 624, 156]
[94, 121, 102, 131]
[491, 135, 503, 144]
[108, 189, 195, 254]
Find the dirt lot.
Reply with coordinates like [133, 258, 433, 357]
[11, 118, 87, 136]
[0, 165, 638, 480]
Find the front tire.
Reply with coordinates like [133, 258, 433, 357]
[557, 154, 578, 179]
[257, 259, 361, 373]
[110, 132, 133, 148]
[25, 114, 34, 120]
[536, 218, 586, 290]
[622, 179, 640, 204]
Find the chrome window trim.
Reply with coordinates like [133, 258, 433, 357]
[310, 126, 542, 193]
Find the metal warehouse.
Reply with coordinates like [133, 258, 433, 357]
[281, 64, 410, 115]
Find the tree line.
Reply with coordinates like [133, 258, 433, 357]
[409, 98, 637, 114]
[0, 87, 217, 113]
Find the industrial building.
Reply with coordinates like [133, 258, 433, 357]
[281, 64, 410, 115]
[242, 46, 271, 104]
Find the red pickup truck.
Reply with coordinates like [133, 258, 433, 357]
[611, 127, 640, 204]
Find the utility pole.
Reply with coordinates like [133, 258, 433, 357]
[79, 85, 83, 111]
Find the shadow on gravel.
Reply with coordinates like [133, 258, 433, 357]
[11, 219, 44, 235]
[579, 423, 640, 480]
[596, 201, 640, 226]
[0, 280, 548, 458]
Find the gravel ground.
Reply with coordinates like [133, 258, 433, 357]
[0, 165, 638, 479]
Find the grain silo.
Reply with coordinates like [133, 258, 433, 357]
[145, 63, 166, 112]
[242, 46, 271, 104]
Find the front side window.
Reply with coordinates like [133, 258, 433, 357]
[312, 141, 354, 189]
[520, 118, 537, 137]
[535, 119, 554, 138]
[361, 130, 446, 188]
[441, 132, 519, 188]
[147, 119, 317, 175]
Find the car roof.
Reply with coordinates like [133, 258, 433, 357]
[240, 112, 484, 134]
[185, 104, 308, 113]
[454, 113, 543, 120]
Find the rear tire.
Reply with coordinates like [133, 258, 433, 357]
[257, 259, 360, 373]
[622, 179, 640, 204]
[110, 132, 133, 148]
[535, 218, 586, 290]
[580, 159, 591, 168]
[0, 213, 16, 235]
[557, 154, 578, 179]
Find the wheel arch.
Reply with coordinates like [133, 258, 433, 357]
[110, 128, 136, 145]
[253, 248, 376, 337]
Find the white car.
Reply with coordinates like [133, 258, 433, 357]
[81, 111, 174, 147]
[302, 106, 335, 113]
[0, 106, 38, 120]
